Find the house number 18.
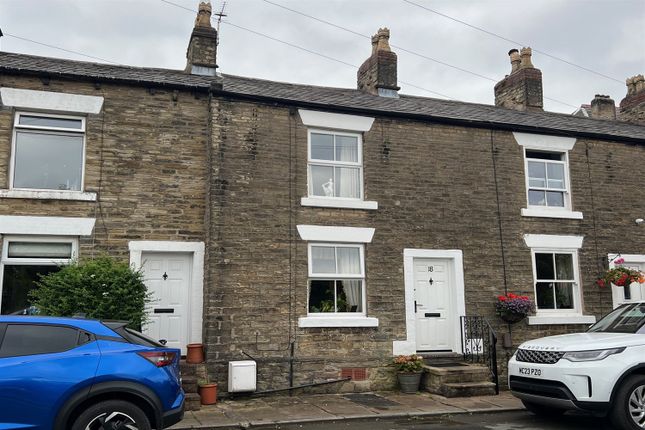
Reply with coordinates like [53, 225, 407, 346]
[427, 266, 434, 272]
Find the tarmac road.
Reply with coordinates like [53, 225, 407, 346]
[256, 410, 617, 429]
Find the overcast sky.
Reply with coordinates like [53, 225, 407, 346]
[1, 0, 643, 113]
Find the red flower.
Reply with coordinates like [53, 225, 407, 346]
[597, 279, 606, 288]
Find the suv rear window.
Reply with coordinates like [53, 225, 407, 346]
[0, 324, 79, 357]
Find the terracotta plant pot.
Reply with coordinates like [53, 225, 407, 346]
[186, 343, 204, 364]
[199, 383, 218, 405]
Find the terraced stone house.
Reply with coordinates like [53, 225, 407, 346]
[0, 3, 644, 394]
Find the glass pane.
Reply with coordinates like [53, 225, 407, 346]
[535, 253, 555, 280]
[1, 265, 60, 314]
[536, 282, 555, 309]
[308, 280, 335, 313]
[527, 161, 546, 187]
[555, 254, 574, 280]
[526, 150, 562, 161]
[337, 280, 362, 313]
[310, 133, 334, 161]
[310, 165, 334, 197]
[0, 325, 79, 357]
[13, 131, 83, 191]
[528, 190, 546, 206]
[8, 242, 72, 259]
[335, 135, 358, 162]
[546, 191, 565, 207]
[19, 115, 83, 130]
[547, 163, 565, 189]
[311, 246, 336, 274]
[334, 167, 360, 198]
[336, 247, 361, 274]
[555, 282, 574, 309]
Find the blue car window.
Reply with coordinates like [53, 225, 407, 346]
[0, 324, 79, 357]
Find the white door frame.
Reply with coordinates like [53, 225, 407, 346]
[608, 253, 645, 309]
[129, 241, 205, 345]
[393, 249, 466, 355]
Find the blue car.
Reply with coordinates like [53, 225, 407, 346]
[0, 316, 184, 430]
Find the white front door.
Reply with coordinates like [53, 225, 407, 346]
[612, 260, 645, 308]
[141, 252, 191, 353]
[414, 258, 454, 351]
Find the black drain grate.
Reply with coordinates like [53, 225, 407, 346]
[343, 393, 401, 408]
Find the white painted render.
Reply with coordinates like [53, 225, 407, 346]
[0, 215, 96, 236]
[298, 109, 375, 132]
[0, 88, 104, 114]
[296, 225, 375, 243]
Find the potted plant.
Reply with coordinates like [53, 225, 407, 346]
[198, 377, 218, 405]
[495, 293, 534, 324]
[393, 354, 424, 393]
[597, 258, 644, 289]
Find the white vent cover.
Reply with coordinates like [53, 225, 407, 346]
[228, 360, 257, 392]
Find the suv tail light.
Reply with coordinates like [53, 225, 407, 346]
[137, 351, 177, 367]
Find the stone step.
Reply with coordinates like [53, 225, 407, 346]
[440, 381, 497, 398]
[422, 364, 492, 384]
[181, 375, 199, 394]
[184, 392, 201, 411]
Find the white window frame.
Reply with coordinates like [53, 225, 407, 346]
[0, 235, 78, 313]
[523, 234, 595, 325]
[306, 128, 364, 200]
[514, 132, 582, 220]
[307, 242, 367, 317]
[9, 111, 87, 193]
[524, 150, 571, 208]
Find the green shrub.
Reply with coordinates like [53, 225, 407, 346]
[30, 255, 151, 329]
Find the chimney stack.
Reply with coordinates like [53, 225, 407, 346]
[185, 2, 218, 76]
[590, 94, 616, 120]
[619, 74, 645, 125]
[357, 28, 400, 98]
[494, 47, 543, 112]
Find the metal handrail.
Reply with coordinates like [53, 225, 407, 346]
[460, 316, 499, 395]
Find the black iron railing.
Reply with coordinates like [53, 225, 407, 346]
[460, 316, 499, 394]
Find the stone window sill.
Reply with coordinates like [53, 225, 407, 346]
[298, 316, 379, 328]
[528, 315, 596, 325]
[301, 197, 378, 210]
[521, 207, 583, 220]
[0, 189, 97, 202]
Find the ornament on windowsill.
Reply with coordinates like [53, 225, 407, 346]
[322, 178, 334, 197]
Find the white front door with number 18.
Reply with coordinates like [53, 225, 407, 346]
[414, 258, 454, 351]
[141, 252, 191, 353]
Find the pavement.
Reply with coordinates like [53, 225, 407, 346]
[169, 391, 524, 430]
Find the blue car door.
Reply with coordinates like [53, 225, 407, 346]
[0, 323, 101, 430]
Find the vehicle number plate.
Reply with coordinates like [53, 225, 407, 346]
[519, 367, 542, 377]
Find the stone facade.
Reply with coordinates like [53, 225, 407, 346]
[1, 8, 645, 397]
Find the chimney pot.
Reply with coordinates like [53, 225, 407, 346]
[520, 47, 534, 69]
[508, 49, 520, 73]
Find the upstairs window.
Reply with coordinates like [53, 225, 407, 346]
[525, 150, 568, 208]
[308, 243, 365, 315]
[308, 130, 362, 200]
[11, 112, 85, 192]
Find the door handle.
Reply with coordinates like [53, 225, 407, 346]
[415, 301, 423, 313]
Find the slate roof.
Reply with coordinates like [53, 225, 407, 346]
[1, 51, 643, 143]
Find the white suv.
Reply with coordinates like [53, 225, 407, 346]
[509, 302, 645, 429]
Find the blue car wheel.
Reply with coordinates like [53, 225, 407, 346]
[72, 400, 151, 430]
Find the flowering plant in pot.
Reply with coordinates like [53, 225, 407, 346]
[597, 258, 644, 289]
[393, 354, 424, 393]
[495, 293, 534, 324]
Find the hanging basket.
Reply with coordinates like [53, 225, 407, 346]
[499, 311, 527, 324]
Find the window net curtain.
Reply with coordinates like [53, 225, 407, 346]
[336, 136, 359, 199]
[337, 247, 362, 312]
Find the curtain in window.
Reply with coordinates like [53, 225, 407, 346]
[336, 247, 362, 312]
[336, 136, 359, 198]
[343, 280, 362, 312]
